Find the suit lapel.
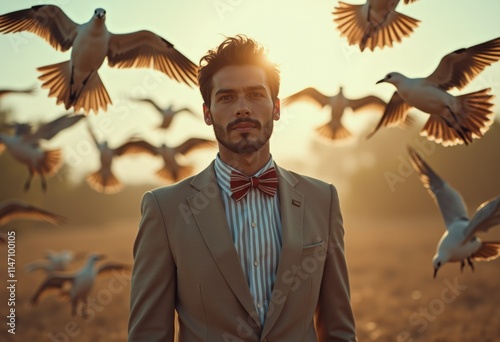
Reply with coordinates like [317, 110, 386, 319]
[262, 166, 304, 336]
[187, 162, 261, 327]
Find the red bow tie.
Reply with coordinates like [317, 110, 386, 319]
[230, 167, 278, 202]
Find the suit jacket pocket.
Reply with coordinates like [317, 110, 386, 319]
[301, 241, 325, 256]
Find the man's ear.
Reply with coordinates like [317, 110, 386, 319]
[273, 98, 281, 121]
[203, 104, 213, 125]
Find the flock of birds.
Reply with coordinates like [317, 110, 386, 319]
[0, 0, 499, 323]
[285, 36, 500, 147]
[0, 198, 132, 317]
[0, 4, 211, 318]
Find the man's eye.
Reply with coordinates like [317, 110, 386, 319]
[250, 92, 263, 97]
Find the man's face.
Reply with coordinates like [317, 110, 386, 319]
[203, 65, 280, 154]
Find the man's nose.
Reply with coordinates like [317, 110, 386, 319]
[235, 97, 251, 116]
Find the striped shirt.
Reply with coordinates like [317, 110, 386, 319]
[214, 155, 282, 325]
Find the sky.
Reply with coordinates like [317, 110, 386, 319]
[1, 0, 500, 189]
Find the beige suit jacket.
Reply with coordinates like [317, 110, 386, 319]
[128, 162, 357, 341]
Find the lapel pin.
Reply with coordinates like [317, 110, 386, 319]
[292, 199, 301, 207]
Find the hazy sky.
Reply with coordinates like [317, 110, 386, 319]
[1, 0, 500, 186]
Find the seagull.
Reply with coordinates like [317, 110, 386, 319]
[120, 137, 216, 182]
[0, 199, 66, 226]
[25, 250, 77, 274]
[0, 86, 36, 98]
[332, 0, 420, 52]
[0, 113, 84, 191]
[370, 36, 500, 146]
[283, 86, 387, 140]
[132, 97, 198, 130]
[29, 253, 131, 317]
[0, 5, 198, 115]
[408, 147, 500, 279]
[85, 125, 151, 193]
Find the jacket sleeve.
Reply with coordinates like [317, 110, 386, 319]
[128, 191, 176, 341]
[315, 184, 357, 341]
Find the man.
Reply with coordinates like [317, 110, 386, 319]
[128, 35, 357, 341]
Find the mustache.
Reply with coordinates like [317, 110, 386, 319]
[227, 117, 262, 131]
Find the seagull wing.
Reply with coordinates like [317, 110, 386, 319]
[28, 113, 85, 142]
[408, 147, 469, 229]
[347, 95, 386, 112]
[333, 1, 420, 52]
[175, 138, 216, 155]
[366, 92, 411, 138]
[29, 274, 74, 306]
[113, 139, 159, 156]
[133, 97, 164, 113]
[0, 5, 78, 52]
[108, 31, 198, 87]
[0, 86, 36, 98]
[427, 36, 500, 91]
[24, 261, 49, 273]
[282, 87, 330, 108]
[175, 107, 198, 116]
[0, 200, 67, 226]
[47, 250, 73, 264]
[463, 196, 500, 242]
[85, 123, 101, 147]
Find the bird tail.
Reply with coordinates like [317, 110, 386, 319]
[37, 61, 72, 110]
[471, 241, 500, 261]
[420, 88, 494, 146]
[86, 168, 122, 194]
[333, 2, 420, 51]
[39, 149, 63, 176]
[37, 61, 111, 115]
[156, 165, 194, 183]
[316, 122, 352, 140]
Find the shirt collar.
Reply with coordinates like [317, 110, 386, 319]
[214, 154, 276, 197]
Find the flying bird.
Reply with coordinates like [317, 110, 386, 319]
[0, 86, 36, 98]
[0, 199, 66, 226]
[119, 137, 216, 182]
[369, 36, 500, 146]
[25, 250, 78, 274]
[0, 113, 84, 191]
[408, 147, 500, 278]
[283, 86, 388, 140]
[132, 98, 199, 130]
[332, 0, 420, 52]
[0, 5, 198, 115]
[85, 125, 151, 193]
[29, 253, 131, 317]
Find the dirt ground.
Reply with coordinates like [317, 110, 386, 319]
[0, 215, 499, 342]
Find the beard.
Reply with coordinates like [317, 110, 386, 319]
[211, 116, 274, 154]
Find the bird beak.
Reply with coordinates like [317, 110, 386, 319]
[376, 78, 385, 84]
[433, 267, 438, 279]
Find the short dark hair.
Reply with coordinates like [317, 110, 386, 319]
[198, 35, 280, 107]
